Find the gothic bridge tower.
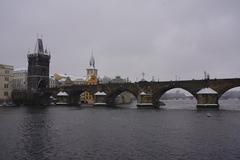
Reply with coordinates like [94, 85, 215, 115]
[27, 38, 51, 92]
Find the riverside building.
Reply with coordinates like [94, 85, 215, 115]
[13, 69, 27, 90]
[0, 64, 14, 103]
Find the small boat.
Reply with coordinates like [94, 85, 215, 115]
[206, 113, 212, 117]
[7, 103, 17, 107]
[2, 102, 16, 107]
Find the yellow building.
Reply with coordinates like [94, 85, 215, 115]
[82, 54, 98, 104]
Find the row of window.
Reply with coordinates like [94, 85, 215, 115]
[0, 76, 12, 82]
[0, 70, 12, 75]
[13, 79, 26, 83]
[14, 73, 27, 77]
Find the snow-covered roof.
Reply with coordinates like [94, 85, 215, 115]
[140, 92, 146, 95]
[55, 73, 69, 78]
[57, 91, 69, 96]
[59, 74, 68, 77]
[54, 73, 85, 82]
[94, 91, 107, 96]
[197, 88, 218, 94]
[70, 76, 85, 81]
[58, 78, 67, 82]
[14, 68, 27, 71]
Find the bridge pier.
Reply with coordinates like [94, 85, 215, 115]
[56, 91, 69, 105]
[94, 91, 107, 106]
[137, 92, 154, 108]
[68, 94, 80, 106]
[196, 88, 219, 108]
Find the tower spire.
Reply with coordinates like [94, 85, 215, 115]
[34, 37, 44, 54]
[89, 49, 95, 69]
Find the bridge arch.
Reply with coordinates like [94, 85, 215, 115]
[159, 88, 196, 100]
[152, 86, 197, 107]
[106, 88, 139, 106]
[215, 84, 240, 99]
[37, 79, 47, 89]
[219, 86, 240, 99]
[153, 87, 196, 100]
[218, 87, 240, 109]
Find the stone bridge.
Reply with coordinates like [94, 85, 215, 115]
[41, 78, 240, 108]
[14, 37, 240, 108]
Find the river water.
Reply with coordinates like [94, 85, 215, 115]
[0, 100, 240, 160]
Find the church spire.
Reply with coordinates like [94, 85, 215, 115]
[89, 49, 95, 69]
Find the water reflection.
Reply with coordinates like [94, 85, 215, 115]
[18, 107, 54, 160]
[161, 99, 197, 110]
[159, 99, 240, 110]
[219, 99, 240, 110]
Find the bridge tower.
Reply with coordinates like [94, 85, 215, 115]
[27, 38, 51, 92]
[83, 51, 98, 104]
[86, 51, 98, 81]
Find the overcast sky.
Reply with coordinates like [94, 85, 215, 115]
[0, 0, 240, 81]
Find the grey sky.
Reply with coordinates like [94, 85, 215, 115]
[0, 0, 240, 81]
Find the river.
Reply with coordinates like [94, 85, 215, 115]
[0, 99, 240, 160]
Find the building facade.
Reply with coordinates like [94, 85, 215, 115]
[49, 75, 58, 88]
[52, 73, 86, 87]
[100, 76, 112, 84]
[27, 38, 51, 92]
[111, 76, 127, 83]
[13, 69, 27, 90]
[0, 64, 14, 103]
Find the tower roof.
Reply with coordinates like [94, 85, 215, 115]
[197, 88, 218, 95]
[33, 37, 49, 55]
[89, 51, 95, 69]
[34, 38, 44, 53]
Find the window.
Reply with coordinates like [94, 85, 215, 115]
[5, 70, 9, 74]
[4, 92, 8, 96]
[4, 84, 9, 88]
[5, 77, 9, 81]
